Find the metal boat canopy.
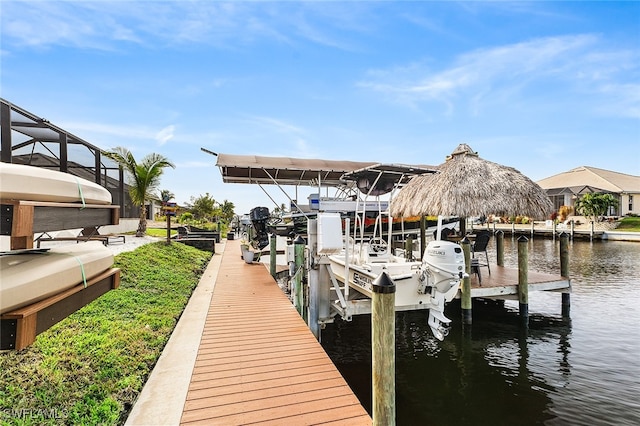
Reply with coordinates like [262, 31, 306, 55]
[215, 153, 378, 186]
[214, 152, 437, 188]
[342, 163, 438, 195]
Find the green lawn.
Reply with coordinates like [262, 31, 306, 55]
[145, 227, 177, 238]
[0, 243, 211, 425]
[617, 216, 640, 232]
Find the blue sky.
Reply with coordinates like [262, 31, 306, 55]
[2, 1, 639, 215]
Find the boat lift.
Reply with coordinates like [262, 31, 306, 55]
[210, 151, 458, 338]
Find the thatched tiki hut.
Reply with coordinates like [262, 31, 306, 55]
[391, 144, 553, 223]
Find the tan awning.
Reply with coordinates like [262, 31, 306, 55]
[215, 153, 379, 186]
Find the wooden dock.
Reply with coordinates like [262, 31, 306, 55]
[468, 265, 570, 299]
[180, 240, 371, 425]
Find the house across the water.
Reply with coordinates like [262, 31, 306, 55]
[537, 166, 640, 216]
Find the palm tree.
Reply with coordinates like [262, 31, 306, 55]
[103, 147, 175, 237]
[219, 200, 236, 223]
[159, 189, 175, 203]
[575, 192, 619, 222]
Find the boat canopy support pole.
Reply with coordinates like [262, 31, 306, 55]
[260, 168, 308, 218]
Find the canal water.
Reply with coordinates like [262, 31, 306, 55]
[321, 237, 640, 425]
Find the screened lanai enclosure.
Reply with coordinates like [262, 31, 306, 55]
[0, 98, 139, 218]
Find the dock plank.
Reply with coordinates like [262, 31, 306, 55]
[180, 240, 371, 425]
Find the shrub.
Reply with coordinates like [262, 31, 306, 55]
[178, 212, 193, 223]
[558, 205, 573, 222]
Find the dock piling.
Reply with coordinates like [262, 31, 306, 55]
[560, 232, 571, 317]
[404, 235, 413, 261]
[460, 237, 472, 325]
[496, 230, 504, 267]
[372, 272, 396, 426]
[517, 236, 529, 325]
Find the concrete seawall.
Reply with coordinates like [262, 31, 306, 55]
[602, 231, 640, 242]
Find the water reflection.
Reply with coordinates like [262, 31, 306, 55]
[321, 238, 640, 425]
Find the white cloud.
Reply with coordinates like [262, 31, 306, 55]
[0, 1, 368, 51]
[359, 34, 640, 119]
[245, 115, 305, 135]
[155, 125, 175, 146]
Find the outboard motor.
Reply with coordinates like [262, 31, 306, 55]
[418, 240, 467, 340]
[249, 207, 271, 250]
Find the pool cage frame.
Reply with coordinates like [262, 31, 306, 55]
[0, 98, 138, 218]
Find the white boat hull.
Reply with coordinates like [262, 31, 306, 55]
[328, 255, 431, 307]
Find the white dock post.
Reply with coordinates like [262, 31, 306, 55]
[372, 272, 396, 426]
[570, 220, 575, 241]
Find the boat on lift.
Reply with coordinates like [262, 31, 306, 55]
[323, 164, 467, 340]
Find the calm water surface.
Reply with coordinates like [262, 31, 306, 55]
[321, 238, 640, 425]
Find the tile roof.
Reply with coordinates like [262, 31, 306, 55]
[537, 166, 640, 193]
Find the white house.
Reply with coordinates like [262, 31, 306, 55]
[537, 166, 640, 216]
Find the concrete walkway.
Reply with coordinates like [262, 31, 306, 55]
[125, 242, 226, 425]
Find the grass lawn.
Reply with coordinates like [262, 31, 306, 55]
[0, 242, 211, 425]
[617, 216, 640, 232]
[145, 227, 177, 238]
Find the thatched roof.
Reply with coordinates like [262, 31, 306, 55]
[391, 144, 553, 219]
